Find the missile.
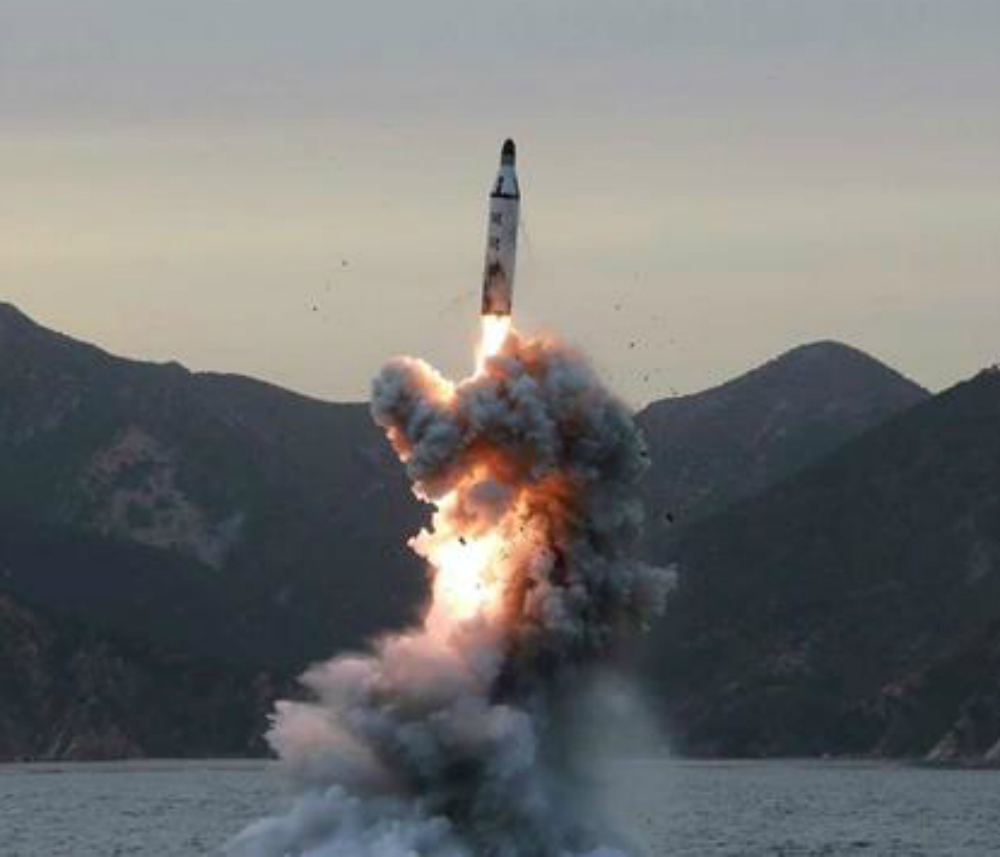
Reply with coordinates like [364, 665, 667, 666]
[481, 139, 520, 317]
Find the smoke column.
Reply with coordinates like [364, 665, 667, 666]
[227, 318, 674, 856]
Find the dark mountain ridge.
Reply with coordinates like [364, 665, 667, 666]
[636, 340, 928, 537]
[0, 588, 282, 761]
[0, 303, 925, 669]
[0, 302, 426, 667]
[646, 367, 1000, 762]
[0, 302, 940, 760]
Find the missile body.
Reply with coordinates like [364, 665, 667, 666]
[481, 139, 520, 316]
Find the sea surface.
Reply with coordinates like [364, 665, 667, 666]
[0, 758, 997, 856]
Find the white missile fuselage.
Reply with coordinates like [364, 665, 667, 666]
[481, 139, 520, 316]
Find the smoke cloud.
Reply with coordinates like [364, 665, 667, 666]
[227, 327, 674, 856]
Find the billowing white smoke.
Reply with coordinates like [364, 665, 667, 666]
[227, 328, 674, 857]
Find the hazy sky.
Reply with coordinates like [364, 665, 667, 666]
[3, 0, 998, 404]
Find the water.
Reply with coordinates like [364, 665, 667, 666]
[0, 758, 997, 856]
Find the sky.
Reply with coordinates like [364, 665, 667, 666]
[2, 0, 998, 405]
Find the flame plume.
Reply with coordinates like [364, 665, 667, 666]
[476, 314, 511, 373]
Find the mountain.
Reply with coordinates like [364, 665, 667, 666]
[0, 304, 926, 673]
[0, 589, 285, 761]
[0, 302, 426, 667]
[636, 341, 928, 543]
[0, 303, 940, 760]
[645, 368, 1000, 762]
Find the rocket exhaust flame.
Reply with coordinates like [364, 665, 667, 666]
[476, 315, 511, 374]
[227, 321, 674, 857]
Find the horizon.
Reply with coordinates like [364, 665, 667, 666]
[2, 298, 934, 407]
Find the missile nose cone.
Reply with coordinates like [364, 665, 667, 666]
[501, 139, 516, 166]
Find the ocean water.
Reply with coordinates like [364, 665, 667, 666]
[0, 758, 997, 856]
